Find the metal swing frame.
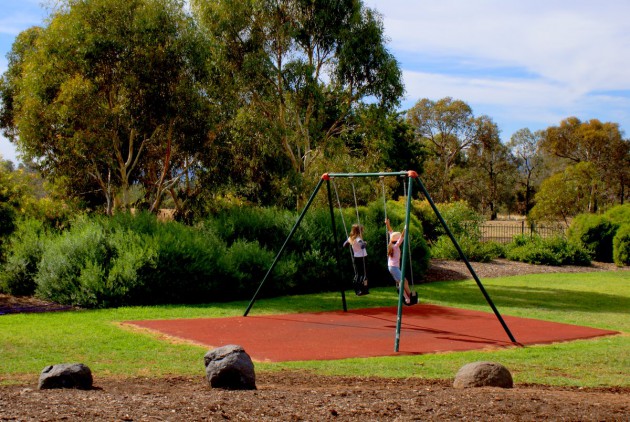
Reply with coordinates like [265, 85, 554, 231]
[243, 171, 517, 352]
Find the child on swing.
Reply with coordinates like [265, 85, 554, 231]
[385, 218, 414, 305]
[343, 224, 369, 296]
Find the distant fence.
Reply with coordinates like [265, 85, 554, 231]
[477, 221, 568, 244]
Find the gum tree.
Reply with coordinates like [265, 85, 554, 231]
[0, 0, 216, 215]
[540, 117, 630, 210]
[192, 0, 403, 207]
[406, 97, 482, 202]
[508, 128, 546, 214]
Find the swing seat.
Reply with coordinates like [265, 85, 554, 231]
[397, 289, 418, 306]
[353, 276, 369, 296]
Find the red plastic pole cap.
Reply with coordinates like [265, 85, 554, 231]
[407, 170, 418, 178]
[322, 173, 330, 180]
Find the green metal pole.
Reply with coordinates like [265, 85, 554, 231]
[394, 173, 415, 352]
[243, 176, 326, 316]
[413, 177, 518, 344]
[327, 179, 347, 312]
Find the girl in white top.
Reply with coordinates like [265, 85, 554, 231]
[343, 224, 369, 295]
[385, 218, 411, 304]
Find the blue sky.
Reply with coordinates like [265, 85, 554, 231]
[2, 0, 630, 163]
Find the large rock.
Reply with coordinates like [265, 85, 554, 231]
[38, 363, 93, 390]
[204, 345, 256, 390]
[453, 361, 513, 389]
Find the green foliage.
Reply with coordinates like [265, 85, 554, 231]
[221, 240, 296, 298]
[1, 200, 430, 307]
[35, 217, 157, 307]
[530, 162, 600, 223]
[0, 219, 47, 295]
[406, 97, 477, 203]
[1, 0, 216, 214]
[568, 213, 618, 262]
[136, 222, 225, 304]
[430, 236, 503, 263]
[192, 0, 404, 207]
[505, 235, 590, 266]
[208, 206, 294, 249]
[603, 204, 630, 225]
[612, 224, 630, 266]
[414, 200, 483, 243]
[540, 117, 629, 213]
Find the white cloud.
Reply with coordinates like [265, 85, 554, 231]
[365, 0, 630, 137]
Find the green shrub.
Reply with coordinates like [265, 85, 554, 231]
[612, 224, 630, 266]
[0, 203, 17, 259]
[604, 204, 630, 226]
[208, 206, 294, 248]
[0, 219, 47, 296]
[221, 240, 298, 298]
[12, 200, 434, 307]
[543, 236, 591, 266]
[430, 235, 502, 263]
[101, 229, 157, 306]
[137, 221, 227, 305]
[34, 217, 156, 307]
[505, 235, 590, 266]
[35, 217, 110, 306]
[568, 214, 618, 262]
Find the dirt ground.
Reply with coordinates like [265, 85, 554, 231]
[1, 259, 629, 421]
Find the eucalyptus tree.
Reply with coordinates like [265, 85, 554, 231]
[540, 117, 629, 210]
[463, 116, 517, 219]
[530, 162, 601, 224]
[508, 128, 546, 214]
[406, 97, 481, 202]
[0, 0, 216, 215]
[191, 0, 403, 207]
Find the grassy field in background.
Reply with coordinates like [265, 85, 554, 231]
[1, 271, 628, 387]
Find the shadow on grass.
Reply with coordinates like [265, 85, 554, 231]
[421, 281, 630, 313]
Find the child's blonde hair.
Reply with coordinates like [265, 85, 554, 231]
[349, 224, 364, 245]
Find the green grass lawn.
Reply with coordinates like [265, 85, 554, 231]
[1, 271, 628, 387]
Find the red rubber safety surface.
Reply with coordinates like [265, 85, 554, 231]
[126, 304, 618, 362]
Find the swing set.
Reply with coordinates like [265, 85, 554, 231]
[243, 170, 517, 352]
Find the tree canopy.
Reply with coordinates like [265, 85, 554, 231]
[192, 0, 404, 206]
[540, 117, 629, 211]
[1, 1, 628, 221]
[1, 0, 217, 214]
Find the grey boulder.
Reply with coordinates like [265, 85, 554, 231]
[38, 363, 93, 390]
[453, 361, 513, 389]
[204, 344, 256, 390]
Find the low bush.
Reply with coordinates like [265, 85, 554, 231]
[1, 199, 434, 307]
[0, 219, 47, 296]
[567, 214, 617, 262]
[34, 216, 159, 307]
[430, 235, 503, 263]
[604, 204, 630, 226]
[505, 235, 590, 266]
[612, 224, 630, 266]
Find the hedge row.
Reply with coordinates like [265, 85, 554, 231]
[0, 201, 431, 308]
